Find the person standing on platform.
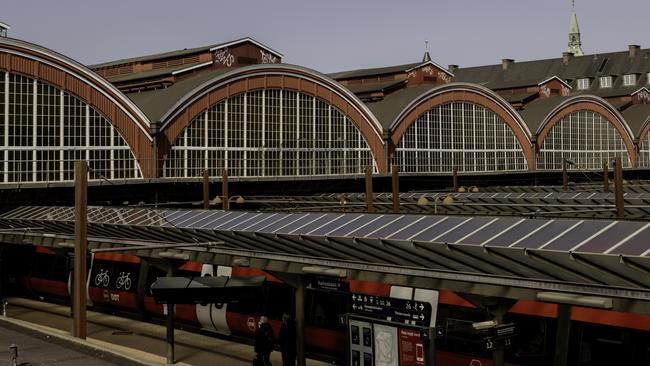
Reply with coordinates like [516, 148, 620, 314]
[255, 315, 275, 366]
[279, 313, 296, 366]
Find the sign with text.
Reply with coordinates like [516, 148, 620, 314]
[351, 293, 432, 327]
[308, 276, 349, 292]
[398, 328, 425, 366]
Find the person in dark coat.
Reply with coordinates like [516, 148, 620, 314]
[278, 313, 296, 366]
[254, 316, 275, 366]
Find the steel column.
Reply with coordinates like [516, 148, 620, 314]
[222, 169, 229, 211]
[452, 166, 458, 191]
[392, 165, 400, 213]
[295, 278, 306, 366]
[562, 159, 568, 191]
[166, 267, 175, 364]
[603, 160, 609, 192]
[614, 157, 624, 219]
[365, 166, 374, 213]
[203, 170, 210, 209]
[73, 161, 87, 339]
[553, 304, 571, 366]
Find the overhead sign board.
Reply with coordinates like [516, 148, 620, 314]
[351, 293, 432, 327]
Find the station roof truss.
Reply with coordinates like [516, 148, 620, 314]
[2, 206, 650, 307]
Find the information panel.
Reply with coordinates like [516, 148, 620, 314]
[374, 324, 399, 366]
[349, 319, 373, 366]
[351, 293, 432, 326]
[398, 328, 425, 366]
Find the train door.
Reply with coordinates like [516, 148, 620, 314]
[195, 264, 232, 335]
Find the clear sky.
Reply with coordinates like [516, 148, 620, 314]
[3, 0, 648, 73]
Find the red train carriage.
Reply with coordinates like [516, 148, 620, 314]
[8, 245, 650, 366]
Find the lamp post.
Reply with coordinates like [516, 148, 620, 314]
[417, 194, 454, 214]
[211, 195, 245, 208]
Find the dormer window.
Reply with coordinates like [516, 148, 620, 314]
[623, 74, 637, 86]
[577, 78, 590, 90]
[600, 76, 612, 88]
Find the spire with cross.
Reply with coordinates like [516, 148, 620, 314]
[567, 0, 584, 56]
[422, 39, 432, 63]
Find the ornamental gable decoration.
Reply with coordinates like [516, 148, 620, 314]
[406, 61, 454, 86]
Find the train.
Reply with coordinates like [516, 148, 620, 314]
[2, 244, 650, 366]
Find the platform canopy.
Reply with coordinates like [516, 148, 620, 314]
[1, 206, 650, 308]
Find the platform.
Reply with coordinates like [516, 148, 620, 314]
[2, 297, 329, 366]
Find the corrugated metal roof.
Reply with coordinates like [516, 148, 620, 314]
[89, 37, 282, 69]
[622, 104, 650, 135]
[328, 62, 420, 80]
[126, 68, 230, 123]
[106, 61, 209, 84]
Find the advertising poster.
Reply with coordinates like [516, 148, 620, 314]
[374, 323, 399, 366]
[398, 328, 425, 366]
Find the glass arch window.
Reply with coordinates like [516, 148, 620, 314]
[164, 89, 375, 178]
[0, 71, 141, 183]
[537, 110, 631, 170]
[394, 102, 528, 173]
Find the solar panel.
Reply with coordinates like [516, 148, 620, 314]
[274, 213, 327, 234]
[294, 213, 346, 234]
[366, 215, 423, 238]
[344, 215, 404, 237]
[410, 217, 471, 242]
[606, 224, 650, 256]
[305, 214, 361, 236]
[543, 221, 610, 251]
[386, 216, 443, 240]
[432, 217, 497, 244]
[456, 218, 517, 246]
[511, 219, 577, 249]
[483, 219, 549, 247]
[239, 213, 283, 232]
[224, 213, 267, 231]
[576, 221, 644, 253]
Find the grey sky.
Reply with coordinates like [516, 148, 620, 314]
[4, 0, 648, 73]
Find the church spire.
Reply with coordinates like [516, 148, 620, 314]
[422, 40, 432, 63]
[567, 0, 584, 56]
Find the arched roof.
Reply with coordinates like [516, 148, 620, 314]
[0, 37, 154, 177]
[534, 95, 636, 163]
[0, 37, 151, 135]
[157, 64, 387, 171]
[387, 82, 534, 167]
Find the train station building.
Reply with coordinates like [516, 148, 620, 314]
[0, 10, 648, 187]
[0, 7, 650, 366]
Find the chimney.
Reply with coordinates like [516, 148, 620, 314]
[502, 59, 514, 71]
[562, 52, 574, 65]
[629, 45, 640, 58]
[448, 64, 459, 74]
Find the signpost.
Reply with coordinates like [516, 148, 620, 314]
[483, 323, 516, 352]
[351, 293, 432, 327]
